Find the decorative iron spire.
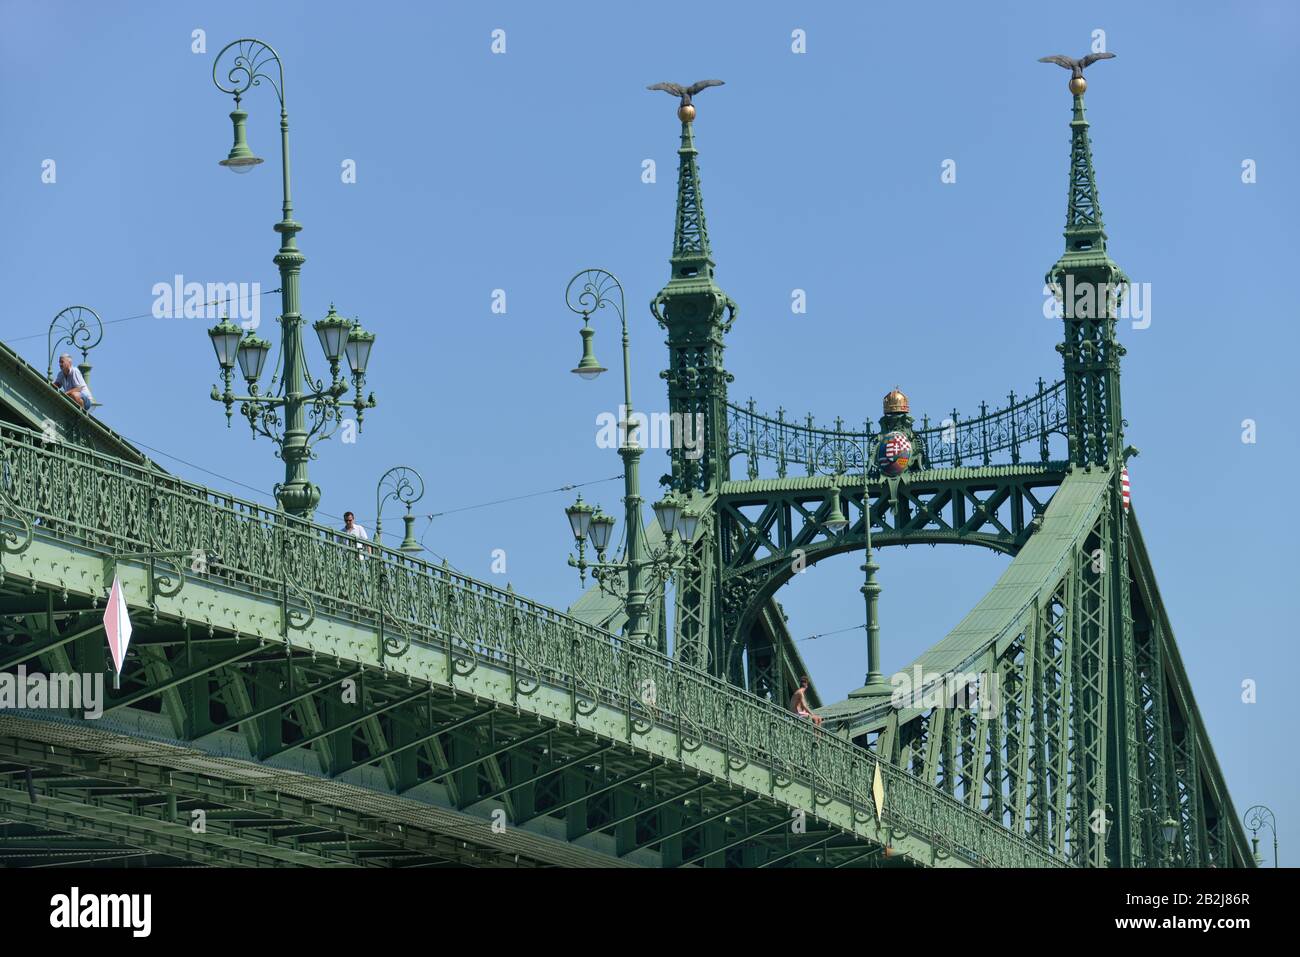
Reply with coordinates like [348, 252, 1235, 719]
[1043, 52, 1127, 282]
[646, 79, 724, 282]
[1041, 53, 1128, 469]
[649, 81, 736, 494]
[671, 116, 714, 277]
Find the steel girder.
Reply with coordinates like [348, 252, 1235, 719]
[823, 469, 1252, 867]
[0, 566, 1058, 868]
[0, 422, 1241, 868]
[0, 739, 530, 868]
[713, 465, 1066, 669]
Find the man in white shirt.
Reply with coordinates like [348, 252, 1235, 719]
[53, 354, 94, 415]
[342, 512, 369, 557]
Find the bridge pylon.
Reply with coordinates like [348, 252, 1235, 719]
[1044, 62, 1148, 867]
[647, 95, 739, 679]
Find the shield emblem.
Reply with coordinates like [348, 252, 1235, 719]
[875, 431, 912, 476]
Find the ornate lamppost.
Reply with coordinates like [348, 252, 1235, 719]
[47, 305, 103, 394]
[206, 38, 376, 520]
[560, 267, 698, 646]
[1244, 805, 1278, 867]
[375, 466, 425, 552]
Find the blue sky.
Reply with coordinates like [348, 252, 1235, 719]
[2, 0, 1295, 857]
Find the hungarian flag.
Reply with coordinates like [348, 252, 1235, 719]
[104, 576, 133, 684]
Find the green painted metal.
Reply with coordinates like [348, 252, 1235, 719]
[207, 39, 376, 519]
[728, 379, 1066, 478]
[0, 56, 1258, 870]
[715, 465, 1066, 669]
[563, 269, 654, 646]
[0, 423, 1063, 868]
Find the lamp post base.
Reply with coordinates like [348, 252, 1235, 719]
[275, 481, 321, 519]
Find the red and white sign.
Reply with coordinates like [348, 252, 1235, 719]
[1121, 466, 1131, 512]
[104, 576, 133, 681]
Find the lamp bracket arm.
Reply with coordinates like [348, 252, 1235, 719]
[213, 38, 286, 109]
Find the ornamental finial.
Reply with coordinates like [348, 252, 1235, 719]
[1038, 51, 1115, 94]
[646, 79, 725, 123]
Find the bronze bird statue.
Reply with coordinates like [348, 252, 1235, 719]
[1038, 52, 1115, 94]
[647, 79, 724, 122]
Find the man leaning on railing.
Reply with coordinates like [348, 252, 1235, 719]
[342, 511, 370, 561]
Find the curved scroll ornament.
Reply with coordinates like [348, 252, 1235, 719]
[213, 38, 286, 106]
[501, 603, 542, 701]
[677, 710, 705, 754]
[380, 611, 411, 660]
[449, 631, 478, 677]
[722, 701, 750, 772]
[813, 435, 866, 477]
[627, 662, 661, 736]
[566, 268, 624, 320]
[47, 306, 104, 379]
[0, 459, 34, 574]
[374, 564, 412, 661]
[377, 467, 424, 519]
[715, 295, 739, 335]
[568, 636, 600, 717]
[283, 574, 315, 633]
[442, 593, 479, 679]
[141, 498, 186, 606]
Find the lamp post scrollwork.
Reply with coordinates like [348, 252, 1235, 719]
[1244, 804, 1278, 867]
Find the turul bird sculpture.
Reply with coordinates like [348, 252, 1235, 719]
[647, 79, 725, 122]
[1038, 51, 1115, 94]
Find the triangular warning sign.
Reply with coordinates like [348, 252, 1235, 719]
[103, 576, 132, 681]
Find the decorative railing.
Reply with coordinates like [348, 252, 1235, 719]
[0, 424, 1065, 867]
[727, 379, 1067, 476]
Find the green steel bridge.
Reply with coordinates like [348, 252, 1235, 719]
[0, 64, 1251, 869]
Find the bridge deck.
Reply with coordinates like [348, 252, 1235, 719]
[0, 424, 1064, 867]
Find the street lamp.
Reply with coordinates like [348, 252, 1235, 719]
[207, 38, 377, 520]
[46, 306, 104, 405]
[1244, 804, 1278, 867]
[561, 268, 701, 645]
[562, 267, 648, 643]
[375, 466, 425, 553]
[1140, 808, 1181, 866]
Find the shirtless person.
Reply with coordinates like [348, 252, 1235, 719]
[790, 676, 823, 726]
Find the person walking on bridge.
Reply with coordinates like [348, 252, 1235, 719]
[342, 511, 370, 560]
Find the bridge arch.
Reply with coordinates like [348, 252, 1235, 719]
[715, 465, 1066, 658]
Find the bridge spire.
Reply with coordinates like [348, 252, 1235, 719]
[1043, 54, 1129, 469]
[671, 107, 715, 279]
[649, 82, 736, 496]
[1042, 53, 1146, 867]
